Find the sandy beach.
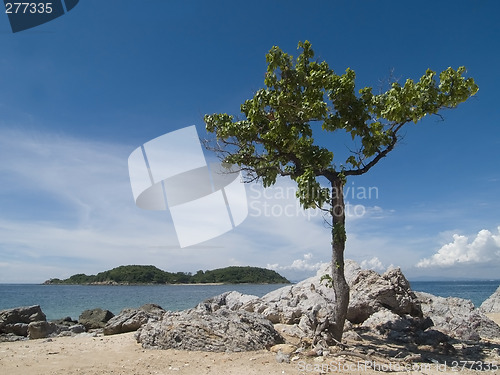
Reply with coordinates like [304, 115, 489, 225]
[0, 332, 295, 375]
[488, 313, 500, 327]
[1, 313, 498, 375]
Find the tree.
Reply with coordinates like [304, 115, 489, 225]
[204, 41, 478, 342]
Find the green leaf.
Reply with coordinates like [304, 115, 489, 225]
[204, 42, 477, 210]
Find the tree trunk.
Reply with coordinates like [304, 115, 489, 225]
[330, 177, 350, 343]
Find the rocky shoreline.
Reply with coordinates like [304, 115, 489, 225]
[2, 261, 499, 368]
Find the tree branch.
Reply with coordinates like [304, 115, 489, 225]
[344, 122, 406, 176]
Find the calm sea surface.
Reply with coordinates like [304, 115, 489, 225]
[0, 284, 289, 320]
[410, 280, 499, 308]
[0, 281, 498, 321]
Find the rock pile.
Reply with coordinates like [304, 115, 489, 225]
[347, 266, 422, 323]
[0, 305, 87, 341]
[135, 302, 284, 352]
[79, 308, 114, 330]
[0, 305, 46, 337]
[181, 261, 500, 348]
[196, 261, 426, 345]
[2, 263, 499, 353]
[104, 304, 165, 335]
[416, 291, 500, 341]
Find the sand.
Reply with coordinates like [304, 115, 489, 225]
[0, 313, 498, 375]
[487, 313, 500, 326]
[1, 331, 498, 375]
[0, 333, 294, 375]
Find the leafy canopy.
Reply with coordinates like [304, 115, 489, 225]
[205, 41, 478, 209]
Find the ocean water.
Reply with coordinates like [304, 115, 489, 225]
[410, 280, 499, 308]
[0, 281, 498, 321]
[0, 284, 290, 321]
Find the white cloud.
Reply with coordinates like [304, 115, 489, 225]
[417, 227, 500, 268]
[0, 129, 333, 282]
[267, 252, 323, 272]
[0, 129, 181, 281]
[2, 128, 497, 283]
[360, 256, 385, 272]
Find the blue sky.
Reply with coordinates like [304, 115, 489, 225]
[0, 1, 499, 283]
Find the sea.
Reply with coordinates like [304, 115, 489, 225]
[0, 281, 498, 321]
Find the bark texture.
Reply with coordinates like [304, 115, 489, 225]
[329, 178, 350, 342]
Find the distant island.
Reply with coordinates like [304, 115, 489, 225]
[43, 265, 290, 285]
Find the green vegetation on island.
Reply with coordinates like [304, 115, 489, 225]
[44, 265, 290, 285]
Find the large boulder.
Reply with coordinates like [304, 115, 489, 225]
[136, 303, 284, 352]
[227, 261, 421, 329]
[198, 260, 422, 343]
[79, 308, 114, 330]
[0, 305, 46, 336]
[480, 285, 500, 313]
[416, 292, 500, 341]
[103, 304, 165, 335]
[201, 291, 259, 312]
[28, 321, 86, 339]
[28, 321, 60, 339]
[347, 267, 422, 323]
[240, 261, 361, 326]
[359, 308, 436, 344]
[4, 323, 29, 337]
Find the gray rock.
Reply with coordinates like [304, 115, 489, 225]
[241, 261, 361, 326]
[51, 317, 78, 327]
[79, 308, 114, 330]
[238, 261, 421, 328]
[28, 321, 60, 339]
[480, 285, 500, 313]
[178, 262, 498, 347]
[0, 305, 46, 337]
[103, 304, 165, 335]
[1, 305, 47, 324]
[341, 330, 363, 342]
[68, 324, 86, 334]
[138, 303, 166, 317]
[361, 309, 408, 332]
[416, 291, 500, 341]
[54, 323, 86, 337]
[415, 329, 450, 346]
[274, 323, 309, 340]
[347, 267, 422, 324]
[135, 304, 284, 352]
[275, 351, 291, 363]
[201, 291, 259, 312]
[359, 308, 433, 344]
[198, 260, 422, 344]
[0, 333, 27, 342]
[2, 323, 29, 337]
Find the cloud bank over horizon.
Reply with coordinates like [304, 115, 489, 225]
[0, 128, 498, 283]
[417, 227, 500, 269]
